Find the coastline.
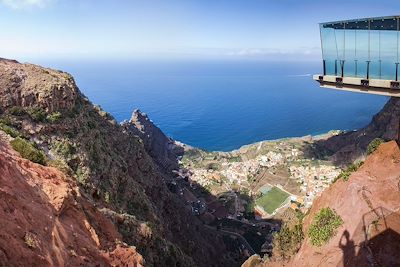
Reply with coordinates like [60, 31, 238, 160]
[179, 130, 343, 155]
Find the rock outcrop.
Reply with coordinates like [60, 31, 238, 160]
[0, 58, 78, 112]
[0, 59, 234, 267]
[310, 97, 400, 165]
[122, 109, 184, 173]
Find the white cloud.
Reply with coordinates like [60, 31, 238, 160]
[1, 0, 54, 9]
[225, 47, 320, 58]
[236, 49, 266, 56]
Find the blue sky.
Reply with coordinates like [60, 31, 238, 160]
[0, 0, 399, 61]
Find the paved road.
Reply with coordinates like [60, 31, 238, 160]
[204, 225, 256, 255]
[219, 228, 256, 255]
[224, 217, 277, 228]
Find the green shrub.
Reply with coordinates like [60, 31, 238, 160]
[10, 137, 46, 165]
[75, 166, 89, 185]
[27, 107, 47, 122]
[308, 207, 343, 246]
[367, 138, 385, 155]
[334, 161, 363, 182]
[47, 112, 62, 123]
[244, 198, 255, 217]
[0, 123, 20, 138]
[0, 116, 12, 126]
[24, 232, 37, 249]
[53, 139, 76, 157]
[9, 106, 26, 116]
[273, 223, 304, 259]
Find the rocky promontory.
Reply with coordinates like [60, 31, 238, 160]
[0, 58, 236, 267]
[122, 109, 184, 173]
[0, 58, 78, 112]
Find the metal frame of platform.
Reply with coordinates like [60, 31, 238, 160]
[315, 16, 400, 98]
[313, 75, 400, 97]
[315, 16, 400, 143]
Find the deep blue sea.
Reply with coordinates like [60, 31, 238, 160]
[38, 59, 387, 151]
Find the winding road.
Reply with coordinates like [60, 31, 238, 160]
[204, 225, 256, 255]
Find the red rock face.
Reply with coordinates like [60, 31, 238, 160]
[0, 136, 143, 266]
[261, 141, 400, 267]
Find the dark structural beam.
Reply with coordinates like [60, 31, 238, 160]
[322, 16, 398, 31]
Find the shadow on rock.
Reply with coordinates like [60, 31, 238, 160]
[339, 207, 400, 267]
[302, 97, 400, 167]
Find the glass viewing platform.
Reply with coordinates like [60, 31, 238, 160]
[314, 16, 400, 96]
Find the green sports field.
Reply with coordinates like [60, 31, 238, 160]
[256, 186, 289, 214]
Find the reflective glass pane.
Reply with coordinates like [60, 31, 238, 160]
[380, 19, 398, 80]
[336, 24, 345, 76]
[320, 25, 338, 75]
[344, 29, 356, 76]
[355, 25, 369, 78]
[369, 30, 380, 79]
[320, 17, 400, 80]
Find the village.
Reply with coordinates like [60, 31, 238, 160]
[167, 134, 342, 258]
[181, 136, 341, 216]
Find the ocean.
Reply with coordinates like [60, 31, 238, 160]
[38, 59, 387, 151]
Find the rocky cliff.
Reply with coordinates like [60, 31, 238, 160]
[0, 58, 235, 267]
[0, 58, 78, 112]
[0, 132, 144, 266]
[239, 96, 400, 267]
[122, 109, 184, 173]
[291, 140, 400, 266]
[244, 140, 400, 267]
[308, 97, 400, 165]
[3, 57, 400, 267]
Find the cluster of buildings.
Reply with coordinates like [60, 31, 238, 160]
[258, 148, 299, 168]
[289, 164, 341, 208]
[258, 151, 284, 168]
[220, 161, 258, 186]
[183, 140, 342, 219]
[189, 148, 302, 191]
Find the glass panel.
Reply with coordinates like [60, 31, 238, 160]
[355, 20, 369, 78]
[368, 18, 398, 79]
[398, 19, 400, 81]
[369, 29, 380, 79]
[336, 23, 345, 76]
[344, 28, 356, 76]
[380, 29, 398, 80]
[321, 17, 400, 80]
[320, 25, 338, 75]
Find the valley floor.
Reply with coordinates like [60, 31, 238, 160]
[166, 131, 346, 259]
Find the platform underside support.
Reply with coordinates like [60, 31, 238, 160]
[314, 75, 400, 97]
